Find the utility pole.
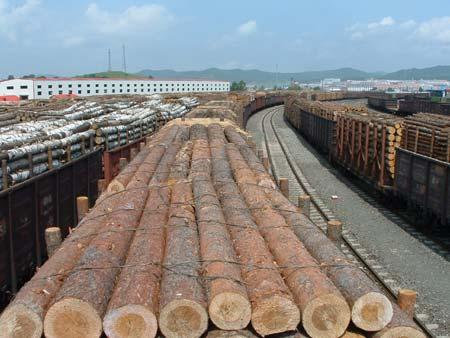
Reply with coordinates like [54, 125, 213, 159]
[108, 48, 112, 72]
[122, 44, 127, 73]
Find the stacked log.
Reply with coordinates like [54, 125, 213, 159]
[0, 95, 197, 190]
[0, 124, 180, 338]
[226, 129, 424, 337]
[285, 98, 403, 187]
[402, 113, 450, 162]
[0, 120, 425, 338]
[189, 124, 251, 330]
[103, 126, 189, 338]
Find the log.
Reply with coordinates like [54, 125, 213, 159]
[226, 143, 351, 338]
[106, 126, 178, 193]
[208, 124, 300, 336]
[43, 142, 168, 338]
[45, 227, 62, 257]
[76, 196, 89, 222]
[371, 305, 425, 338]
[158, 141, 208, 338]
[189, 127, 251, 330]
[206, 330, 258, 338]
[396, 289, 417, 319]
[232, 134, 394, 332]
[103, 128, 188, 338]
[0, 189, 123, 338]
[106, 147, 151, 193]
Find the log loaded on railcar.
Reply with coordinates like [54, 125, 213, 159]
[285, 92, 450, 230]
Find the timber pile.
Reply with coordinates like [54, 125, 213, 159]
[0, 95, 198, 189]
[285, 98, 403, 186]
[402, 113, 450, 162]
[335, 110, 403, 185]
[187, 100, 239, 121]
[0, 120, 425, 338]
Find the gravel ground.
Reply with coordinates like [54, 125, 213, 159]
[247, 107, 450, 336]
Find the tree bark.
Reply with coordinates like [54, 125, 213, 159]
[158, 141, 208, 338]
[190, 125, 251, 330]
[226, 143, 351, 338]
[208, 124, 300, 336]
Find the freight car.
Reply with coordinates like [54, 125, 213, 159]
[367, 96, 398, 112]
[285, 96, 450, 228]
[242, 94, 284, 127]
[395, 147, 450, 227]
[0, 150, 102, 310]
[398, 97, 450, 116]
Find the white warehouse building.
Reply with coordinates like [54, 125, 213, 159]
[0, 77, 230, 100]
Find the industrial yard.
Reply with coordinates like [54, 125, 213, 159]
[0, 89, 448, 338]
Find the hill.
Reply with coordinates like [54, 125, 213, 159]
[137, 67, 379, 86]
[382, 66, 450, 80]
[77, 71, 149, 79]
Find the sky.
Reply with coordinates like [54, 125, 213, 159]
[1, 0, 450, 77]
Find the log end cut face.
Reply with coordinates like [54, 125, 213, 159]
[352, 292, 393, 332]
[44, 297, 102, 338]
[302, 293, 350, 338]
[206, 330, 258, 338]
[0, 304, 42, 338]
[251, 295, 300, 336]
[159, 299, 208, 338]
[209, 292, 252, 330]
[374, 326, 427, 338]
[103, 304, 158, 338]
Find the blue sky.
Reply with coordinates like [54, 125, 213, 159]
[1, 0, 450, 77]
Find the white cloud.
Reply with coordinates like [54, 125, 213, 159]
[415, 17, 450, 44]
[400, 20, 416, 29]
[0, 0, 40, 41]
[210, 20, 258, 49]
[237, 20, 257, 36]
[368, 16, 395, 30]
[85, 3, 174, 35]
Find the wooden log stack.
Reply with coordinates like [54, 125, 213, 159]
[0, 119, 425, 338]
[402, 113, 450, 162]
[0, 95, 197, 190]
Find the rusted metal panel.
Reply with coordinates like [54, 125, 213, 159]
[395, 147, 450, 225]
[0, 149, 102, 311]
[410, 156, 428, 206]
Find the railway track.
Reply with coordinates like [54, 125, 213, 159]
[256, 105, 446, 338]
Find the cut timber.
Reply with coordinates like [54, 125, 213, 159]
[159, 141, 208, 338]
[105, 125, 176, 194]
[371, 305, 425, 338]
[206, 330, 258, 338]
[226, 142, 350, 338]
[44, 136, 172, 338]
[208, 124, 300, 336]
[231, 131, 394, 333]
[396, 289, 417, 318]
[0, 182, 127, 338]
[76, 196, 89, 222]
[103, 127, 188, 338]
[190, 125, 251, 330]
[45, 227, 62, 257]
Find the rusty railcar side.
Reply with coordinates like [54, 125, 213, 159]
[395, 147, 450, 226]
[0, 149, 102, 310]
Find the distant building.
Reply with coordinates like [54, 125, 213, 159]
[0, 77, 230, 100]
[322, 78, 341, 85]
